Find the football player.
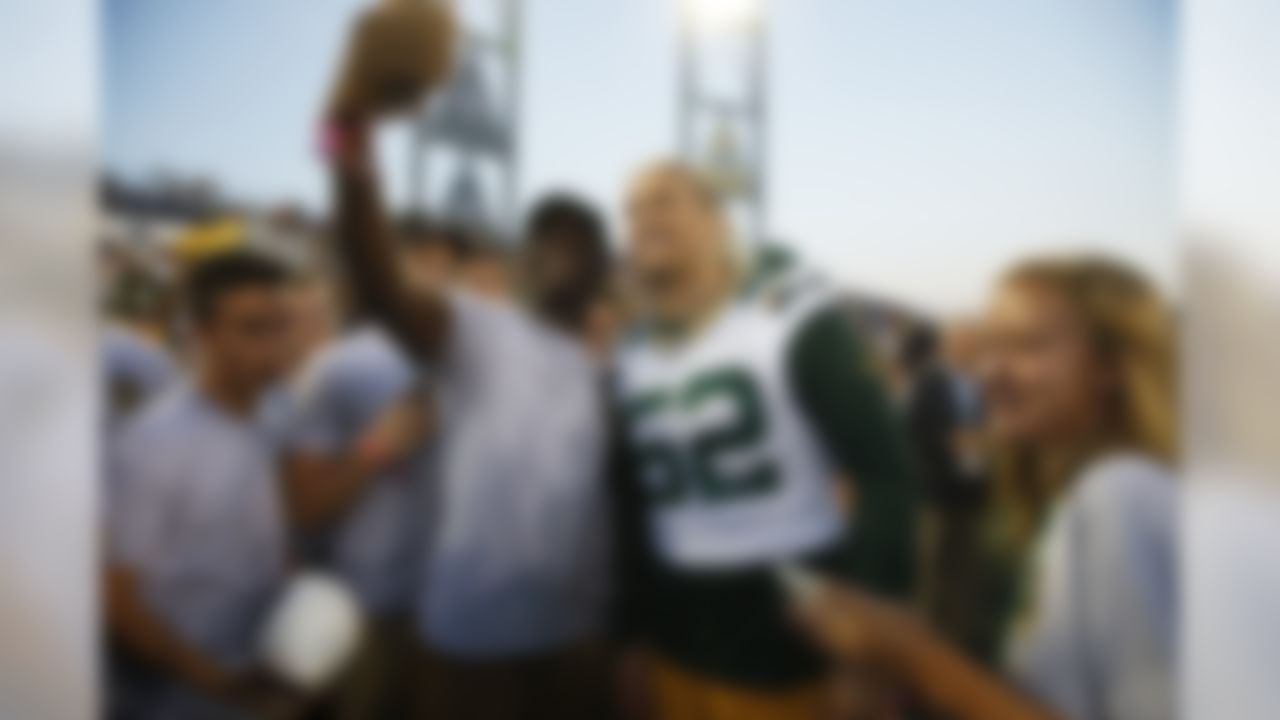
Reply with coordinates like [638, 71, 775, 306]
[612, 160, 918, 720]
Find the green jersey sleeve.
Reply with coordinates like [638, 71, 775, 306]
[786, 304, 918, 599]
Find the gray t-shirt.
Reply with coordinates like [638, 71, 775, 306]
[418, 292, 610, 657]
[107, 383, 288, 670]
[1006, 452, 1178, 720]
[286, 326, 422, 614]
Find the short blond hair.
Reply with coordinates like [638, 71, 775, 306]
[630, 158, 724, 211]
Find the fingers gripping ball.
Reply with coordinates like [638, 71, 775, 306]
[330, 0, 458, 117]
[260, 573, 364, 693]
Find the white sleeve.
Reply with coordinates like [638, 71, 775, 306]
[1070, 457, 1179, 720]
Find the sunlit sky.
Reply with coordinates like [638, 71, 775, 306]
[104, 0, 1175, 314]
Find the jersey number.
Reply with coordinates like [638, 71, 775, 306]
[626, 367, 778, 505]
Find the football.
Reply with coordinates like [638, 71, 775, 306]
[328, 0, 458, 118]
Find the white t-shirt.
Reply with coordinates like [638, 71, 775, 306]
[418, 292, 609, 657]
[286, 326, 422, 614]
[1006, 452, 1178, 720]
[107, 383, 289, 669]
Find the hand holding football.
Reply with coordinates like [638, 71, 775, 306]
[328, 0, 458, 119]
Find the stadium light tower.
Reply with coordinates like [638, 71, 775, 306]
[679, 0, 769, 243]
[687, 0, 759, 34]
[409, 0, 522, 239]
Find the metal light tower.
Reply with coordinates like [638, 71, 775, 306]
[409, 0, 522, 239]
[679, 0, 769, 243]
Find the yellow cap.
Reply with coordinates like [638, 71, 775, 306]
[170, 218, 246, 263]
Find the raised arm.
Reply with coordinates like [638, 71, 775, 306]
[326, 120, 449, 360]
[323, 0, 457, 359]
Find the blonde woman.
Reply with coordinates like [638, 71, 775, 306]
[794, 256, 1177, 720]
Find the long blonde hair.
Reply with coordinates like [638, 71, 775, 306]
[993, 255, 1177, 540]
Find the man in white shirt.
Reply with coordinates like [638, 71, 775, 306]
[105, 252, 296, 719]
[266, 221, 462, 718]
[324, 109, 615, 716]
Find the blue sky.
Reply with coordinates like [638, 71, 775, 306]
[1, 0, 95, 144]
[104, 0, 1175, 313]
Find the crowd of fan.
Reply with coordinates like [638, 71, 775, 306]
[101, 177, 1177, 720]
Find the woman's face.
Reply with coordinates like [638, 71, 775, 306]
[981, 280, 1111, 447]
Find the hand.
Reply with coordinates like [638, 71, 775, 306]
[789, 579, 922, 670]
[327, 0, 457, 120]
[614, 648, 654, 720]
[827, 663, 907, 720]
[224, 669, 307, 720]
[185, 657, 240, 701]
[354, 389, 432, 473]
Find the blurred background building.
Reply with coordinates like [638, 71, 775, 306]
[411, 0, 522, 239]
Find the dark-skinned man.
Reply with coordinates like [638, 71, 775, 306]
[321, 5, 616, 713]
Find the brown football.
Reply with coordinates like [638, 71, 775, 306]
[329, 0, 458, 118]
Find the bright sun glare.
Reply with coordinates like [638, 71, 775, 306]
[684, 0, 761, 33]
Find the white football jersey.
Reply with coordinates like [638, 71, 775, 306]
[616, 263, 847, 570]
